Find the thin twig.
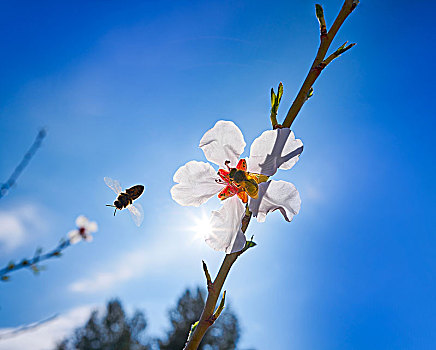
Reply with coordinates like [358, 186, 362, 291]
[322, 41, 356, 66]
[315, 4, 327, 37]
[0, 128, 47, 199]
[0, 314, 59, 340]
[270, 82, 284, 128]
[0, 239, 70, 281]
[202, 260, 213, 292]
[211, 290, 226, 321]
[282, 0, 358, 128]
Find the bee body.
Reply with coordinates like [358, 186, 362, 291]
[104, 178, 145, 226]
[218, 159, 269, 203]
[125, 185, 144, 200]
[113, 185, 144, 210]
[113, 193, 132, 210]
[229, 170, 261, 199]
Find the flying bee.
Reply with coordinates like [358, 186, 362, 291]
[216, 159, 269, 203]
[104, 177, 144, 227]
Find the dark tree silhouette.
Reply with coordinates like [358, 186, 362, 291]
[158, 287, 239, 350]
[56, 299, 149, 350]
[55, 288, 240, 350]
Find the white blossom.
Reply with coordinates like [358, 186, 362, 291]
[171, 121, 303, 253]
[68, 215, 98, 244]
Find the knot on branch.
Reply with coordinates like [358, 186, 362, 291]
[351, 0, 359, 11]
[241, 207, 252, 233]
[314, 62, 327, 72]
[205, 315, 216, 326]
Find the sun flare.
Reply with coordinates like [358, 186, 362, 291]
[187, 210, 212, 243]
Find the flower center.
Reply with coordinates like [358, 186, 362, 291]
[79, 227, 86, 237]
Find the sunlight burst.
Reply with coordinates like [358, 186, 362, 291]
[187, 210, 212, 243]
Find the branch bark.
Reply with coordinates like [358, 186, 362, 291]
[0, 239, 69, 281]
[183, 211, 252, 350]
[183, 1, 359, 348]
[282, 0, 358, 128]
[0, 128, 46, 199]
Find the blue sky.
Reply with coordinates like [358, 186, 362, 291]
[0, 0, 435, 349]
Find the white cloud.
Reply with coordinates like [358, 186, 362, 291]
[69, 209, 218, 294]
[0, 305, 93, 350]
[69, 249, 150, 293]
[69, 234, 188, 294]
[0, 204, 47, 252]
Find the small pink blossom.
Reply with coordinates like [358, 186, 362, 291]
[68, 215, 98, 244]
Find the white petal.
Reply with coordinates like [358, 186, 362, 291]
[199, 120, 246, 167]
[85, 220, 98, 233]
[84, 234, 93, 242]
[249, 180, 301, 222]
[247, 128, 303, 176]
[75, 215, 89, 228]
[171, 161, 223, 207]
[206, 196, 246, 253]
[68, 230, 81, 244]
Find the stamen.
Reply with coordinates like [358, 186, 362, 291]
[224, 160, 231, 171]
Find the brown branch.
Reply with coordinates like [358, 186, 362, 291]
[282, 0, 358, 128]
[315, 4, 327, 37]
[184, 211, 253, 350]
[184, 2, 359, 348]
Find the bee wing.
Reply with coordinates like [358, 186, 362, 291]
[247, 172, 269, 184]
[127, 203, 144, 227]
[104, 177, 122, 194]
[242, 179, 259, 199]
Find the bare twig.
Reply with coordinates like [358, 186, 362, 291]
[0, 314, 59, 340]
[322, 41, 356, 66]
[0, 128, 47, 199]
[270, 82, 284, 128]
[315, 4, 327, 37]
[0, 239, 70, 281]
[202, 260, 213, 291]
[211, 290, 226, 321]
[282, 0, 358, 128]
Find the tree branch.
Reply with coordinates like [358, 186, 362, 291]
[184, 2, 359, 348]
[0, 239, 70, 281]
[0, 128, 47, 199]
[0, 314, 59, 339]
[282, 0, 358, 128]
[184, 211, 253, 350]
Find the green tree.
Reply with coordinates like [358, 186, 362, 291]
[158, 287, 239, 350]
[55, 288, 240, 350]
[56, 299, 149, 350]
